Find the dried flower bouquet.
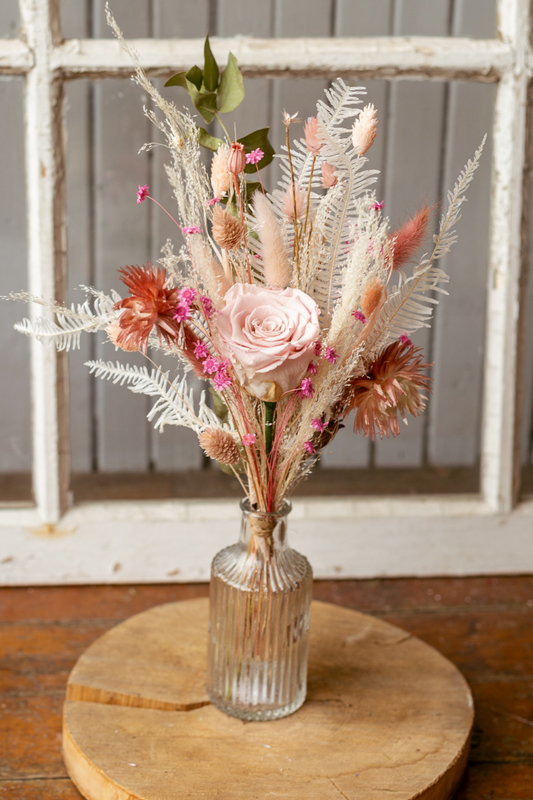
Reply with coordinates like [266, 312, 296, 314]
[10, 15, 484, 515]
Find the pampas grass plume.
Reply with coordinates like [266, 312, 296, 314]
[254, 193, 292, 288]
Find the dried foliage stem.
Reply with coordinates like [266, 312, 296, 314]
[285, 126, 300, 282]
[233, 174, 252, 283]
[301, 155, 316, 244]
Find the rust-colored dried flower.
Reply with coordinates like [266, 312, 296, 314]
[211, 145, 232, 197]
[227, 141, 246, 175]
[106, 319, 139, 352]
[352, 104, 378, 156]
[304, 116, 323, 155]
[198, 427, 241, 465]
[389, 203, 431, 271]
[212, 206, 244, 250]
[113, 264, 180, 354]
[360, 277, 384, 318]
[346, 341, 431, 440]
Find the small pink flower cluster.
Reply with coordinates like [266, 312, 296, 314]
[310, 341, 338, 366]
[174, 287, 197, 322]
[193, 345, 232, 390]
[299, 377, 314, 398]
[245, 148, 264, 165]
[174, 288, 215, 323]
[352, 309, 368, 324]
[182, 225, 202, 235]
[137, 184, 149, 204]
[242, 433, 256, 446]
[399, 333, 413, 347]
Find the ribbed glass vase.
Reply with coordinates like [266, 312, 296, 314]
[206, 499, 313, 721]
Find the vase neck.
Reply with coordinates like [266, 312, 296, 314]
[239, 499, 291, 555]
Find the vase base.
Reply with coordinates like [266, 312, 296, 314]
[206, 687, 306, 721]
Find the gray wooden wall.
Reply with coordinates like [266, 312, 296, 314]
[5, 0, 533, 481]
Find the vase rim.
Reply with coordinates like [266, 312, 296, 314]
[239, 498, 292, 518]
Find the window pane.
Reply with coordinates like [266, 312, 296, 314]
[64, 71, 493, 499]
[60, 0, 496, 40]
[0, 78, 32, 503]
[520, 176, 533, 499]
[0, 2, 20, 38]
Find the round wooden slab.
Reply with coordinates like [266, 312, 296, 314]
[63, 599, 473, 800]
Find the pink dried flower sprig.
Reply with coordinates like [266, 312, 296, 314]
[311, 418, 325, 432]
[246, 148, 264, 165]
[243, 433, 256, 446]
[137, 184, 149, 204]
[194, 341, 209, 359]
[299, 378, 314, 398]
[325, 347, 338, 364]
[304, 441, 316, 455]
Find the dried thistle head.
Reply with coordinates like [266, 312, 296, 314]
[198, 427, 241, 465]
[113, 264, 180, 354]
[345, 341, 432, 439]
[212, 206, 244, 250]
[352, 104, 377, 156]
[211, 144, 232, 197]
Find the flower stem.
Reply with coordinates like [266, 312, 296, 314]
[215, 112, 231, 144]
[146, 195, 181, 230]
[264, 401, 276, 457]
[302, 155, 316, 245]
[255, 164, 265, 194]
[285, 126, 300, 284]
[233, 174, 252, 283]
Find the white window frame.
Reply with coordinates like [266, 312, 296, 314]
[1, 0, 532, 585]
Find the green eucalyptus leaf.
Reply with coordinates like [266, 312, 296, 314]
[164, 71, 188, 89]
[203, 35, 219, 92]
[186, 65, 203, 90]
[238, 128, 275, 173]
[197, 128, 224, 152]
[208, 388, 229, 424]
[244, 180, 261, 201]
[217, 52, 245, 114]
[187, 82, 217, 123]
[218, 458, 246, 476]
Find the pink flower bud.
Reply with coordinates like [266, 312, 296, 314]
[227, 142, 246, 175]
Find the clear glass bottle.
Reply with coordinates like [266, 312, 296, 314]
[207, 499, 313, 721]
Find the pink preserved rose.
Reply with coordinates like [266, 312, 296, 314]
[217, 284, 320, 401]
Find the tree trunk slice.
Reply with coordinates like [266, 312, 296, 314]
[63, 599, 472, 800]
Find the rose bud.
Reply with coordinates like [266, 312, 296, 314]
[227, 142, 246, 175]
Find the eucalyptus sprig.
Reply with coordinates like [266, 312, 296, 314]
[165, 36, 274, 174]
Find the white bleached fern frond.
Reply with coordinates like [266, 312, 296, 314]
[85, 360, 234, 434]
[311, 84, 379, 323]
[363, 138, 486, 357]
[12, 291, 118, 352]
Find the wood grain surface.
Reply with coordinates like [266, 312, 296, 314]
[2, 576, 533, 799]
[62, 598, 473, 800]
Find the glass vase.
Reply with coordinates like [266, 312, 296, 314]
[206, 498, 313, 721]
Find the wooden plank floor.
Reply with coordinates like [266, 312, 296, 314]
[1, 577, 532, 799]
